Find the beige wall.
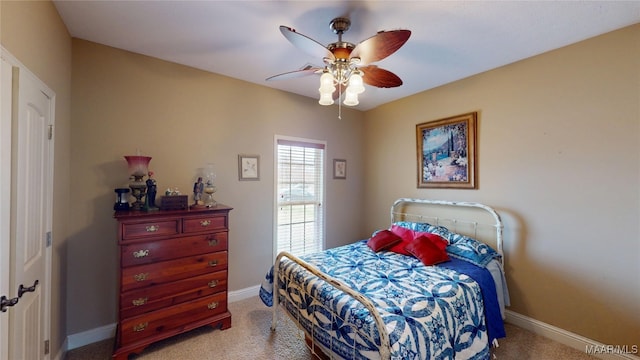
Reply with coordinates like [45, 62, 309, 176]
[364, 25, 640, 345]
[69, 39, 365, 334]
[0, 0, 72, 357]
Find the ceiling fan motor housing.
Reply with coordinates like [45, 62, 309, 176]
[328, 17, 355, 61]
[328, 43, 354, 61]
[330, 17, 351, 34]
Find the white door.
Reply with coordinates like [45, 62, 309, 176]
[1, 50, 54, 360]
[1, 56, 14, 360]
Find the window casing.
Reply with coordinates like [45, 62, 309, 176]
[275, 137, 325, 257]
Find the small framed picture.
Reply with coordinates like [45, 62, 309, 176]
[333, 159, 347, 179]
[238, 154, 260, 181]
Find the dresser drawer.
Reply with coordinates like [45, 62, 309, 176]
[119, 292, 228, 347]
[121, 232, 228, 267]
[120, 271, 227, 318]
[183, 214, 227, 233]
[121, 219, 180, 240]
[121, 251, 228, 292]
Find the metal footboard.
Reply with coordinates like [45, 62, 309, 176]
[270, 251, 391, 360]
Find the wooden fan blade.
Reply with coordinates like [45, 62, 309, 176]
[360, 65, 403, 88]
[280, 26, 335, 60]
[351, 30, 411, 65]
[266, 67, 322, 81]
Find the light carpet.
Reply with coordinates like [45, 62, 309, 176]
[66, 296, 596, 359]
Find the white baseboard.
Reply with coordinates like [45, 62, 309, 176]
[505, 310, 639, 360]
[65, 285, 262, 351]
[66, 322, 116, 351]
[228, 284, 261, 303]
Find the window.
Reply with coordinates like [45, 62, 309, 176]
[275, 137, 325, 257]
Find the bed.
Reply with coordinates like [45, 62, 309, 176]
[260, 198, 510, 360]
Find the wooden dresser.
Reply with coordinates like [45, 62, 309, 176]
[113, 205, 232, 359]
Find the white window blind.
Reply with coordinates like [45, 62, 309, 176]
[276, 138, 325, 256]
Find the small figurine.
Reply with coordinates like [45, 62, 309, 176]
[143, 171, 159, 211]
[193, 176, 204, 206]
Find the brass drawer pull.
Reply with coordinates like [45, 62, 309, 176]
[132, 297, 148, 306]
[133, 322, 148, 332]
[208, 260, 218, 267]
[208, 238, 218, 246]
[208, 280, 219, 288]
[133, 273, 149, 282]
[207, 301, 219, 310]
[145, 225, 159, 232]
[200, 220, 211, 227]
[133, 249, 149, 258]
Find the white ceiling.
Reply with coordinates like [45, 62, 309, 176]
[53, 1, 639, 111]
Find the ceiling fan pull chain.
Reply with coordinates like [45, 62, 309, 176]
[338, 82, 342, 119]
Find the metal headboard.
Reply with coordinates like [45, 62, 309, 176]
[391, 198, 504, 265]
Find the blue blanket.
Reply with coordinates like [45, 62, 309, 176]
[438, 258, 505, 342]
[260, 240, 506, 359]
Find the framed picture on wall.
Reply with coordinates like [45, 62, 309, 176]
[238, 154, 260, 181]
[416, 112, 477, 189]
[333, 159, 347, 179]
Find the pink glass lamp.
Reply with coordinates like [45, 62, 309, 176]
[124, 155, 152, 210]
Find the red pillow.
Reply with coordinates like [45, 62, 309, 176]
[367, 230, 402, 252]
[412, 231, 448, 251]
[406, 235, 450, 265]
[387, 225, 414, 255]
[390, 225, 414, 241]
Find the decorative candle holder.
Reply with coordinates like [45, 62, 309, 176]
[203, 164, 217, 207]
[204, 181, 217, 208]
[125, 155, 152, 211]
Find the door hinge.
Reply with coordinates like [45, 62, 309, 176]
[44, 339, 50, 355]
[46, 231, 52, 247]
[48, 125, 53, 140]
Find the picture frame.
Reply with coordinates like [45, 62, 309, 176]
[238, 154, 260, 181]
[333, 159, 347, 179]
[416, 112, 477, 189]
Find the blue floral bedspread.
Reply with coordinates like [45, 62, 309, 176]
[260, 240, 504, 360]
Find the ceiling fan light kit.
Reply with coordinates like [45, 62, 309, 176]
[267, 16, 411, 117]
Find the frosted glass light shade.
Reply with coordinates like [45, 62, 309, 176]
[343, 90, 359, 106]
[319, 72, 335, 91]
[347, 72, 365, 94]
[319, 91, 334, 105]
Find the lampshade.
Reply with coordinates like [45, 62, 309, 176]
[347, 71, 365, 94]
[319, 72, 335, 91]
[124, 156, 152, 177]
[343, 90, 359, 106]
[319, 71, 336, 105]
[319, 91, 334, 105]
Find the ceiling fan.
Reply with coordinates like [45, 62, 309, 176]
[266, 17, 411, 108]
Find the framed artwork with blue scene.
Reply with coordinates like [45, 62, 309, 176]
[416, 112, 477, 189]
